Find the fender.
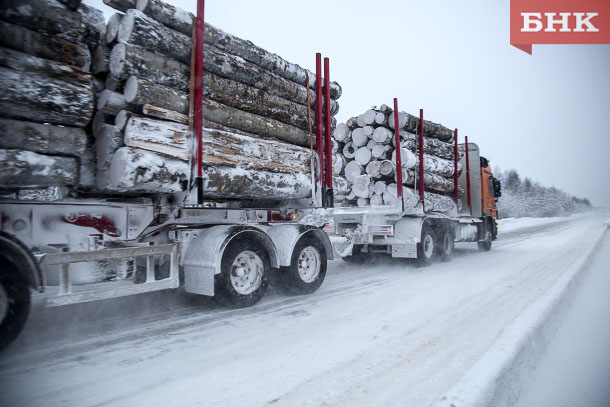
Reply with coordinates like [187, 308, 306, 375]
[262, 224, 333, 267]
[0, 231, 44, 291]
[182, 225, 279, 296]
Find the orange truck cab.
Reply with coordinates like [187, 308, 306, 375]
[479, 156, 502, 238]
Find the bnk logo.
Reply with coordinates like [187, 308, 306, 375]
[521, 13, 599, 32]
[510, 0, 610, 54]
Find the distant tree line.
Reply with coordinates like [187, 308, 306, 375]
[493, 168, 592, 219]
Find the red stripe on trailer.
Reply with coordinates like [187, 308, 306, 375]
[324, 58, 333, 196]
[315, 54, 324, 187]
[465, 135, 472, 210]
[418, 109, 425, 202]
[454, 129, 459, 204]
[393, 98, 403, 199]
[194, 0, 205, 204]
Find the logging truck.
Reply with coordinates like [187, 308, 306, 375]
[328, 116, 502, 264]
[0, 1, 341, 350]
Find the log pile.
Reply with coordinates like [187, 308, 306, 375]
[0, 0, 342, 202]
[0, 0, 99, 190]
[332, 104, 462, 212]
[92, 0, 341, 199]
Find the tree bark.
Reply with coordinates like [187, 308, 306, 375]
[142, 104, 188, 124]
[77, 3, 106, 51]
[0, 66, 94, 127]
[202, 99, 310, 148]
[0, 21, 90, 71]
[0, 148, 77, 187]
[0, 46, 91, 85]
[0, 118, 87, 156]
[123, 116, 311, 174]
[398, 131, 457, 160]
[135, 0, 193, 37]
[388, 110, 453, 142]
[0, 0, 83, 43]
[109, 42, 189, 88]
[57, 0, 82, 9]
[93, 111, 114, 136]
[332, 153, 346, 175]
[95, 124, 123, 169]
[114, 110, 144, 130]
[92, 45, 110, 75]
[118, 9, 191, 64]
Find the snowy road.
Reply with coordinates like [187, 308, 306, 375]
[0, 212, 606, 407]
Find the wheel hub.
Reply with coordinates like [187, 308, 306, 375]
[230, 250, 264, 295]
[423, 234, 434, 258]
[297, 246, 321, 283]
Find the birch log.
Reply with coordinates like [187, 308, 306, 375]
[123, 76, 188, 114]
[399, 131, 457, 160]
[0, 67, 94, 127]
[77, 3, 106, 51]
[0, 0, 84, 43]
[142, 104, 188, 124]
[95, 125, 123, 169]
[98, 89, 139, 115]
[123, 116, 311, 174]
[333, 123, 350, 142]
[0, 47, 91, 85]
[0, 21, 91, 71]
[0, 149, 77, 187]
[108, 147, 312, 199]
[131, 2, 342, 99]
[0, 118, 87, 156]
[388, 110, 453, 142]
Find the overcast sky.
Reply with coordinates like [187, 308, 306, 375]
[85, 0, 610, 208]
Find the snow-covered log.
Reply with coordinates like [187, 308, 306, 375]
[123, 76, 188, 113]
[0, 149, 77, 187]
[108, 147, 313, 199]
[142, 104, 188, 124]
[354, 147, 372, 166]
[0, 21, 91, 71]
[130, 2, 342, 99]
[0, 0, 84, 43]
[106, 13, 122, 44]
[98, 89, 139, 115]
[332, 153, 346, 175]
[0, 67, 94, 127]
[123, 116, 311, 174]
[344, 161, 364, 182]
[95, 125, 123, 169]
[0, 118, 87, 156]
[109, 42, 189, 88]
[333, 123, 350, 142]
[357, 109, 376, 127]
[77, 3, 106, 51]
[92, 45, 110, 75]
[365, 160, 381, 178]
[201, 100, 311, 148]
[398, 131, 457, 161]
[388, 110, 453, 142]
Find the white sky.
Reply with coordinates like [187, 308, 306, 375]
[85, 0, 610, 208]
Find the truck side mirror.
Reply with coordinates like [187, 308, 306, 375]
[492, 178, 502, 198]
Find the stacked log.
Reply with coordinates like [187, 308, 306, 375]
[0, 0, 97, 191]
[332, 105, 462, 212]
[93, 0, 342, 200]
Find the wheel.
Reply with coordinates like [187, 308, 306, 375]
[417, 224, 437, 266]
[214, 238, 270, 308]
[437, 229, 454, 262]
[477, 224, 493, 252]
[276, 237, 327, 295]
[0, 261, 31, 352]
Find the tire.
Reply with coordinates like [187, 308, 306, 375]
[214, 238, 270, 308]
[477, 223, 493, 252]
[417, 223, 436, 266]
[0, 261, 31, 352]
[437, 229, 454, 262]
[276, 237, 327, 295]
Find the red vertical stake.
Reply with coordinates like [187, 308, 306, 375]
[393, 98, 403, 200]
[323, 57, 333, 207]
[454, 129, 459, 205]
[418, 109, 425, 202]
[315, 54, 324, 190]
[194, 0, 205, 204]
[465, 135, 472, 210]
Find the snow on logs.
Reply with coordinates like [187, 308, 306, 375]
[0, 0, 98, 189]
[0, 0, 343, 199]
[333, 105, 462, 212]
